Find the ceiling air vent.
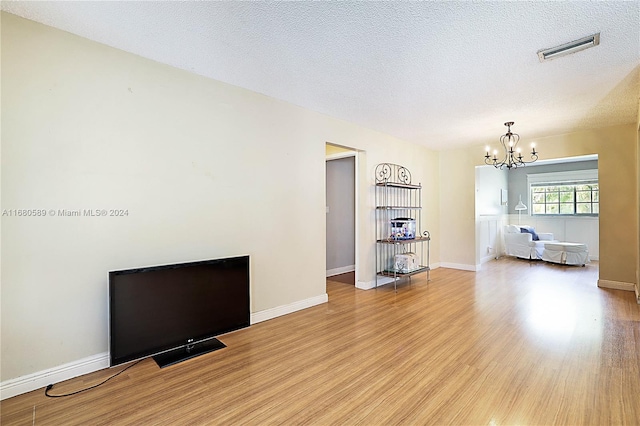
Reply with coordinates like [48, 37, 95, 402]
[537, 33, 600, 62]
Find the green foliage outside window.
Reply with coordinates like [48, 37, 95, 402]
[531, 183, 598, 216]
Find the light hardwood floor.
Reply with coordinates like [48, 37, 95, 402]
[2, 258, 639, 425]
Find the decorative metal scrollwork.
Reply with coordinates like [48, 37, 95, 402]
[375, 163, 413, 185]
[397, 166, 411, 184]
[375, 163, 392, 184]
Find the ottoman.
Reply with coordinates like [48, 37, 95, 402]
[542, 242, 589, 266]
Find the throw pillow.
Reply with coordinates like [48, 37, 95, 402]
[520, 226, 539, 241]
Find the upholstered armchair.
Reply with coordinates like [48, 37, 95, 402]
[503, 225, 555, 260]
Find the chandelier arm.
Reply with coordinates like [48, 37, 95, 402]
[500, 135, 509, 151]
[515, 152, 539, 165]
[511, 133, 520, 150]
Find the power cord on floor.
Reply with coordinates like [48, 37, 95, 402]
[44, 359, 143, 398]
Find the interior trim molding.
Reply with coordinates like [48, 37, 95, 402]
[326, 265, 355, 277]
[2, 294, 329, 400]
[0, 352, 109, 401]
[597, 279, 635, 292]
[440, 262, 479, 272]
[325, 151, 356, 161]
[357, 276, 394, 290]
[250, 293, 328, 324]
[326, 148, 361, 295]
[357, 265, 440, 290]
[356, 280, 375, 290]
[480, 254, 498, 264]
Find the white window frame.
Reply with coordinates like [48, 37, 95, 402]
[527, 169, 599, 217]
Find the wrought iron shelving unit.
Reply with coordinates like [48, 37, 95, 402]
[375, 163, 430, 291]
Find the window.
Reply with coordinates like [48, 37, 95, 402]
[528, 169, 598, 217]
[531, 183, 598, 215]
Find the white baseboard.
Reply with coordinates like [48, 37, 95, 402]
[250, 293, 328, 324]
[597, 279, 636, 292]
[1, 294, 329, 400]
[356, 280, 376, 290]
[480, 254, 498, 264]
[357, 266, 439, 290]
[1, 352, 109, 401]
[326, 265, 355, 277]
[440, 262, 479, 272]
[357, 276, 396, 290]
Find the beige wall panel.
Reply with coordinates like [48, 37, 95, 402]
[1, 13, 440, 382]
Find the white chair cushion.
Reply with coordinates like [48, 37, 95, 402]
[507, 225, 520, 233]
[545, 242, 587, 252]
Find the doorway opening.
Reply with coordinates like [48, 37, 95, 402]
[475, 154, 599, 275]
[326, 143, 358, 286]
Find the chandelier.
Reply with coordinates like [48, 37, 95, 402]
[484, 122, 538, 169]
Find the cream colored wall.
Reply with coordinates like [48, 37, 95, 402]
[1, 13, 439, 383]
[538, 125, 637, 287]
[637, 96, 640, 301]
[440, 123, 638, 286]
[439, 149, 477, 268]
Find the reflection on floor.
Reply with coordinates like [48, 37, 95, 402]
[4, 258, 639, 425]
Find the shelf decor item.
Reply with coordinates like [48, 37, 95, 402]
[390, 217, 416, 240]
[394, 252, 420, 273]
[374, 163, 430, 291]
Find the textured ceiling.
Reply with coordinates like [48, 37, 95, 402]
[2, 1, 639, 150]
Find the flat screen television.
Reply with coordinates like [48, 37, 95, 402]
[109, 255, 250, 368]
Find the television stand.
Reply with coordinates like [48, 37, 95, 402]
[152, 338, 226, 368]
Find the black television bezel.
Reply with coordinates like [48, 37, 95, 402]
[108, 255, 250, 367]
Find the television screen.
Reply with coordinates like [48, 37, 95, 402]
[109, 256, 250, 367]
